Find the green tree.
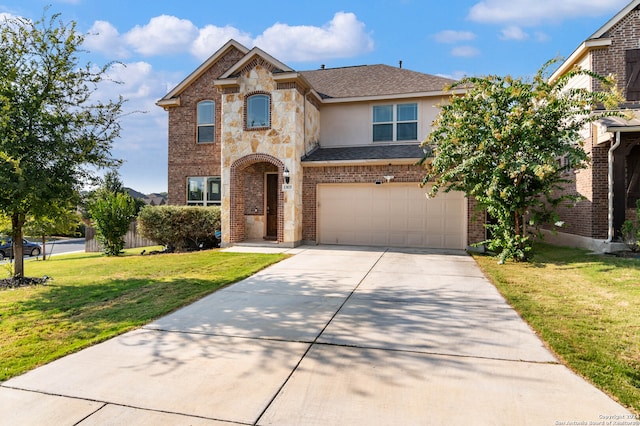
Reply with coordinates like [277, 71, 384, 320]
[0, 11, 124, 277]
[82, 171, 145, 220]
[421, 60, 624, 262]
[89, 191, 137, 256]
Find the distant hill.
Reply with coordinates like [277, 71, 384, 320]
[126, 188, 146, 199]
[126, 188, 167, 206]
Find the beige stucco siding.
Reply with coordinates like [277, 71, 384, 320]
[318, 97, 446, 147]
[564, 54, 593, 91]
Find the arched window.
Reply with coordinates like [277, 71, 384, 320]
[197, 100, 215, 143]
[246, 94, 270, 129]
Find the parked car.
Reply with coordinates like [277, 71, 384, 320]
[0, 238, 42, 260]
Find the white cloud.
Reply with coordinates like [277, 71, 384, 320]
[84, 21, 130, 59]
[124, 15, 199, 56]
[190, 25, 253, 61]
[84, 12, 372, 63]
[468, 0, 629, 25]
[436, 70, 469, 80]
[104, 62, 156, 100]
[254, 12, 374, 62]
[94, 61, 170, 188]
[500, 25, 528, 41]
[451, 46, 480, 57]
[535, 31, 550, 42]
[434, 30, 476, 44]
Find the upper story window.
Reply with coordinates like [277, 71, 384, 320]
[246, 93, 270, 129]
[187, 176, 221, 206]
[197, 100, 215, 143]
[373, 103, 418, 142]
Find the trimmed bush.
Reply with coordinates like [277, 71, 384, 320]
[90, 192, 138, 256]
[137, 205, 221, 252]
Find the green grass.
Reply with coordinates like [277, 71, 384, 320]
[473, 244, 640, 414]
[0, 247, 287, 382]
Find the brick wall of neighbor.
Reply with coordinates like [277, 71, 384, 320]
[165, 47, 245, 205]
[591, 8, 640, 107]
[591, 138, 611, 239]
[302, 164, 484, 246]
[548, 133, 611, 240]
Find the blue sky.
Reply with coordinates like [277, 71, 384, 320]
[0, 0, 631, 193]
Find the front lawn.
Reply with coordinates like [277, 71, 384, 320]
[473, 244, 640, 414]
[0, 248, 287, 381]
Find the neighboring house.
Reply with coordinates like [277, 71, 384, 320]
[144, 193, 167, 206]
[157, 40, 485, 249]
[126, 188, 167, 206]
[547, 0, 640, 252]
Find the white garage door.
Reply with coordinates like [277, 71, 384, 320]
[317, 183, 466, 249]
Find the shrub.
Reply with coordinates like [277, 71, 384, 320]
[137, 205, 221, 252]
[621, 199, 640, 252]
[89, 192, 138, 256]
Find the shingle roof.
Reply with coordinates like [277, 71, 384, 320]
[302, 144, 428, 162]
[300, 64, 455, 99]
[597, 110, 640, 132]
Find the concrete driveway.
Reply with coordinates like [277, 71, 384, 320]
[0, 245, 631, 425]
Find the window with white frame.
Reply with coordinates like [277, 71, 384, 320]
[373, 103, 418, 142]
[246, 93, 270, 129]
[187, 177, 221, 206]
[197, 100, 215, 143]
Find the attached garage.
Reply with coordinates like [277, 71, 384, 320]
[317, 183, 467, 249]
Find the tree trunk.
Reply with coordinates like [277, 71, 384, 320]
[11, 212, 25, 278]
[41, 234, 47, 260]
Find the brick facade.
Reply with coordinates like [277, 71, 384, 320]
[551, 6, 640, 245]
[592, 8, 640, 106]
[166, 47, 245, 205]
[230, 154, 285, 244]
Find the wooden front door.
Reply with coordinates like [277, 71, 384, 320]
[266, 173, 278, 239]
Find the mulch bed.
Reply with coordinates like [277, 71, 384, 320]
[0, 276, 50, 290]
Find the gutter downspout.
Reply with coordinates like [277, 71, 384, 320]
[607, 131, 621, 243]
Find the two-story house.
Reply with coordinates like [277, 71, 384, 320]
[546, 0, 640, 252]
[157, 40, 485, 249]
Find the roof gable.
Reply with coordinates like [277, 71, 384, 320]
[590, 0, 640, 40]
[300, 64, 455, 100]
[551, 1, 640, 81]
[157, 39, 249, 105]
[218, 46, 294, 79]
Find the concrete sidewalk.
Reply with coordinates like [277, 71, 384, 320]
[0, 246, 631, 425]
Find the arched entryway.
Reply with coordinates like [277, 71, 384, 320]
[229, 154, 285, 243]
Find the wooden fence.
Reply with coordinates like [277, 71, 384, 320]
[85, 221, 157, 252]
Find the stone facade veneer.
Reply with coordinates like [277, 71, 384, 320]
[219, 63, 319, 246]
